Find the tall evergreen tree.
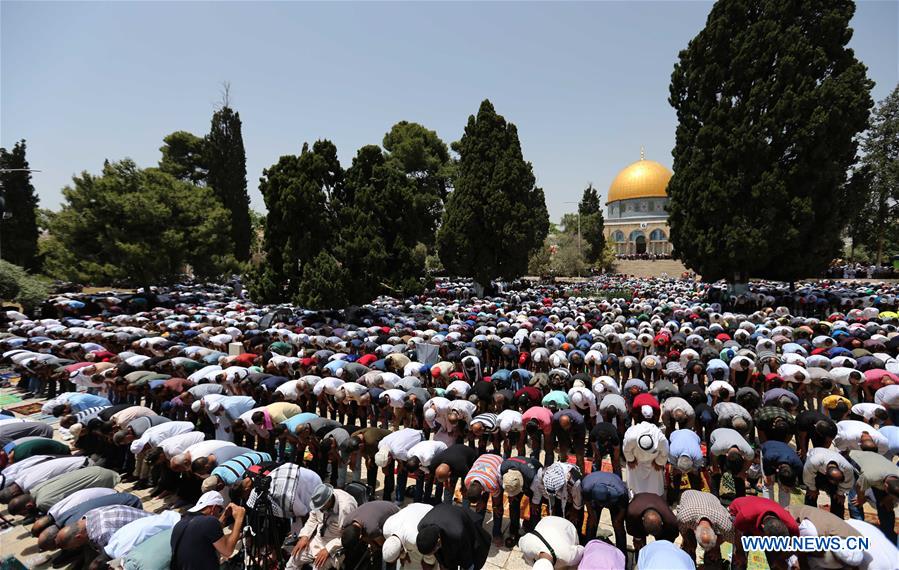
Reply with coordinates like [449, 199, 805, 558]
[159, 131, 208, 184]
[667, 0, 873, 282]
[857, 84, 899, 264]
[0, 141, 40, 270]
[437, 100, 549, 285]
[251, 141, 342, 303]
[206, 90, 251, 262]
[578, 184, 606, 264]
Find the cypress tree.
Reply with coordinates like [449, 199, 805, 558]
[206, 92, 251, 262]
[667, 0, 873, 282]
[437, 100, 549, 285]
[0, 141, 40, 270]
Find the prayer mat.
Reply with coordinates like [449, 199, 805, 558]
[0, 394, 22, 407]
[7, 402, 42, 416]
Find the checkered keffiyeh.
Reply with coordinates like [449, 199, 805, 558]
[247, 462, 298, 518]
[85, 505, 152, 547]
[675, 490, 735, 542]
[753, 405, 795, 428]
[542, 462, 580, 511]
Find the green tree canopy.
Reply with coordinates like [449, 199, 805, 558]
[42, 159, 236, 287]
[250, 140, 342, 303]
[578, 184, 606, 264]
[856, 84, 899, 264]
[206, 102, 251, 262]
[0, 141, 40, 270]
[667, 0, 874, 282]
[437, 100, 549, 285]
[158, 131, 208, 184]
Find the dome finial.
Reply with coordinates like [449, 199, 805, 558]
[640, 145, 645, 160]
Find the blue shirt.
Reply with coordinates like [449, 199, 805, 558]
[581, 471, 628, 504]
[66, 393, 111, 412]
[669, 429, 704, 465]
[220, 396, 256, 421]
[637, 539, 696, 570]
[760, 440, 803, 476]
[876, 425, 899, 459]
[281, 412, 319, 433]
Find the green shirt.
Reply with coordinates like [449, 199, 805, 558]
[11, 438, 70, 462]
[269, 342, 293, 356]
[32, 466, 120, 511]
[849, 450, 899, 492]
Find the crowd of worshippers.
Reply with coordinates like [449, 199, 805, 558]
[0, 282, 898, 570]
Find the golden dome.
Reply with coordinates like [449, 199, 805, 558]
[606, 156, 672, 204]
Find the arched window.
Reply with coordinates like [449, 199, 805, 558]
[650, 229, 666, 241]
[629, 230, 645, 242]
[612, 230, 625, 242]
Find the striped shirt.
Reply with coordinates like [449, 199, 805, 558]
[75, 405, 109, 425]
[471, 413, 499, 434]
[210, 451, 272, 485]
[464, 453, 503, 497]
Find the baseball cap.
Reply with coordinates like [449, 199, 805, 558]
[188, 490, 225, 512]
[502, 470, 524, 496]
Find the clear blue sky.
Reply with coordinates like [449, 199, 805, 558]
[2, 1, 896, 222]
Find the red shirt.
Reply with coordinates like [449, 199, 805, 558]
[633, 393, 660, 411]
[729, 497, 799, 536]
[522, 406, 554, 435]
[234, 353, 258, 367]
[357, 354, 377, 367]
[514, 386, 542, 405]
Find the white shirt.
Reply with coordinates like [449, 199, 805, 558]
[16, 456, 87, 492]
[339, 382, 368, 402]
[445, 380, 471, 398]
[274, 380, 303, 401]
[380, 389, 407, 407]
[104, 510, 180, 559]
[184, 439, 236, 458]
[312, 377, 344, 397]
[382, 503, 435, 564]
[874, 385, 899, 409]
[845, 519, 899, 570]
[379, 429, 424, 461]
[518, 516, 584, 568]
[833, 420, 888, 454]
[48, 487, 116, 521]
[407, 440, 447, 471]
[0, 454, 52, 489]
[850, 403, 886, 422]
[497, 410, 523, 433]
[802, 448, 856, 493]
[159, 431, 206, 458]
[130, 421, 196, 454]
[622, 422, 669, 465]
[568, 387, 597, 417]
[187, 365, 222, 383]
[448, 399, 476, 422]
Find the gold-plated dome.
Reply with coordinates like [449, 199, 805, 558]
[606, 157, 672, 204]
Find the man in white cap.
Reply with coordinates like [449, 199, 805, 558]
[287, 483, 357, 570]
[622, 422, 669, 495]
[381, 502, 435, 567]
[518, 516, 584, 569]
[170, 490, 246, 570]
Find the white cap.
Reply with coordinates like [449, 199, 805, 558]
[69, 423, 83, 438]
[641, 405, 654, 418]
[191, 400, 203, 413]
[382, 535, 404, 563]
[207, 401, 222, 414]
[188, 490, 225, 512]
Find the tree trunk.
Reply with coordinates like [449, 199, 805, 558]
[876, 235, 884, 266]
